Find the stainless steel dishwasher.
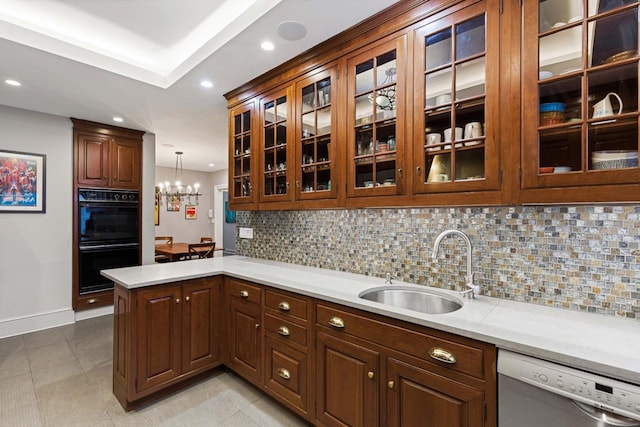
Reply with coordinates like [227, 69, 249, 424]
[498, 349, 640, 427]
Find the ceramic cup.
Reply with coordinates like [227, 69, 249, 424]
[444, 127, 463, 142]
[436, 94, 452, 105]
[464, 122, 483, 139]
[426, 133, 441, 145]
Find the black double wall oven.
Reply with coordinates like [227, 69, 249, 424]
[78, 188, 140, 295]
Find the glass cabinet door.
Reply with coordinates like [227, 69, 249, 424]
[260, 87, 294, 203]
[413, 0, 500, 194]
[522, 0, 640, 189]
[347, 37, 406, 196]
[295, 67, 337, 200]
[229, 101, 256, 206]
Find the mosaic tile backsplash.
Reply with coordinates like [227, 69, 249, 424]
[235, 206, 640, 320]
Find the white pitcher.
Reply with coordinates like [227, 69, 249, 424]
[592, 92, 623, 118]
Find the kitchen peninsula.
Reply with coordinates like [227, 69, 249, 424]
[103, 256, 640, 425]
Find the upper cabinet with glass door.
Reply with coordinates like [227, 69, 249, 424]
[295, 67, 338, 201]
[229, 100, 257, 208]
[260, 87, 294, 204]
[347, 37, 406, 197]
[521, 0, 640, 195]
[413, 0, 500, 195]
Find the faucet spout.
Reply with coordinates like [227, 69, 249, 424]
[431, 229, 477, 298]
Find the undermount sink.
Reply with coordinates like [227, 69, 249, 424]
[359, 286, 463, 315]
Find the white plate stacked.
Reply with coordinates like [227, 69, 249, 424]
[592, 150, 638, 170]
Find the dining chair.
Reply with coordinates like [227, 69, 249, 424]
[188, 242, 215, 259]
[155, 236, 173, 263]
[200, 237, 213, 243]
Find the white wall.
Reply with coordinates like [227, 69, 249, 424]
[0, 105, 156, 337]
[154, 166, 215, 243]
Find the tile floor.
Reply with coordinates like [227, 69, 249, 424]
[0, 315, 308, 426]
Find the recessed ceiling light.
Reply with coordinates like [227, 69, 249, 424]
[113, 117, 124, 123]
[261, 41, 275, 51]
[208, 163, 215, 167]
[5, 79, 21, 87]
[200, 80, 213, 88]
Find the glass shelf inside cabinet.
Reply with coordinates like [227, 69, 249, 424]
[232, 110, 252, 199]
[354, 49, 398, 189]
[263, 95, 289, 197]
[422, 13, 487, 185]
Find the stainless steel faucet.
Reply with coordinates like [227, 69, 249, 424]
[431, 229, 478, 299]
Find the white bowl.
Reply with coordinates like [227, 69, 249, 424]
[539, 70, 553, 79]
[592, 150, 638, 161]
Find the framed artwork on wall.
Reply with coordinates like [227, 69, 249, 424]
[225, 200, 236, 223]
[0, 149, 46, 213]
[154, 193, 160, 225]
[185, 205, 197, 220]
[167, 195, 180, 211]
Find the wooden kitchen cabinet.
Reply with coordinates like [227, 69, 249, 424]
[519, 0, 640, 203]
[315, 302, 496, 427]
[73, 118, 142, 189]
[229, 100, 258, 208]
[316, 330, 381, 427]
[113, 277, 222, 410]
[411, 0, 503, 205]
[225, 278, 263, 384]
[294, 65, 341, 206]
[259, 85, 295, 206]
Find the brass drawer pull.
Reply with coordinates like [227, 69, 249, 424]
[278, 301, 290, 311]
[175, 298, 180, 304]
[367, 371, 375, 379]
[328, 316, 345, 328]
[428, 347, 457, 364]
[388, 380, 395, 389]
[88, 298, 98, 304]
[278, 368, 291, 380]
[240, 290, 249, 298]
[277, 326, 290, 337]
[185, 296, 190, 302]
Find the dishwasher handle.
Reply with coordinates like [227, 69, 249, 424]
[573, 401, 640, 427]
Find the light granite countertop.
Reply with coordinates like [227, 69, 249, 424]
[102, 255, 640, 384]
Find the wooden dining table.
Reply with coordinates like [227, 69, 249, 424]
[154, 242, 221, 262]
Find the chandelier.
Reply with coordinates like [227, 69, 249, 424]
[156, 151, 202, 205]
[368, 67, 397, 111]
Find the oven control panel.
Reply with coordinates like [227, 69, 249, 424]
[499, 350, 640, 421]
[79, 188, 139, 203]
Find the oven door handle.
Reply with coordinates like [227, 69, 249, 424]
[573, 401, 640, 426]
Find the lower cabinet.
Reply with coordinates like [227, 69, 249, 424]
[114, 275, 496, 426]
[113, 277, 221, 409]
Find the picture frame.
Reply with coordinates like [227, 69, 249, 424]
[185, 205, 197, 220]
[0, 149, 46, 213]
[225, 200, 236, 223]
[167, 195, 180, 211]
[154, 193, 160, 225]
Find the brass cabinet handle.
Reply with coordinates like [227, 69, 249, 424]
[428, 347, 457, 364]
[175, 298, 180, 304]
[296, 180, 300, 188]
[328, 316, 345, 328]
[278, 301, 290, 311]
[102, 176, 107, 180]
[113, 177, 117, 181]
[240, 290, 249, 298]
[255, 323, 260, 329]
[286, 181, 290, 189]
[397, 168, 403, 177]
[416, 166, 421, 176]
[277, 326, 290, 336]
[388, 380, 395, 389]
[88, 298, 98, 304]
[185, 296, 190, 302]
[278, 368, 291, 380]
[367, 371, 375, 379]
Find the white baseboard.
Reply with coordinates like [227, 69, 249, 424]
[74, 305, 113, 321]
[0, 308, 75, 339]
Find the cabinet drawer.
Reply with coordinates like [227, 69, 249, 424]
[265, 336, 308, 415]
[227, 278, 262, 304]
[264, 313, 307, 347]
[265, 289, 308, 321]
[317, 304, 486, 380]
